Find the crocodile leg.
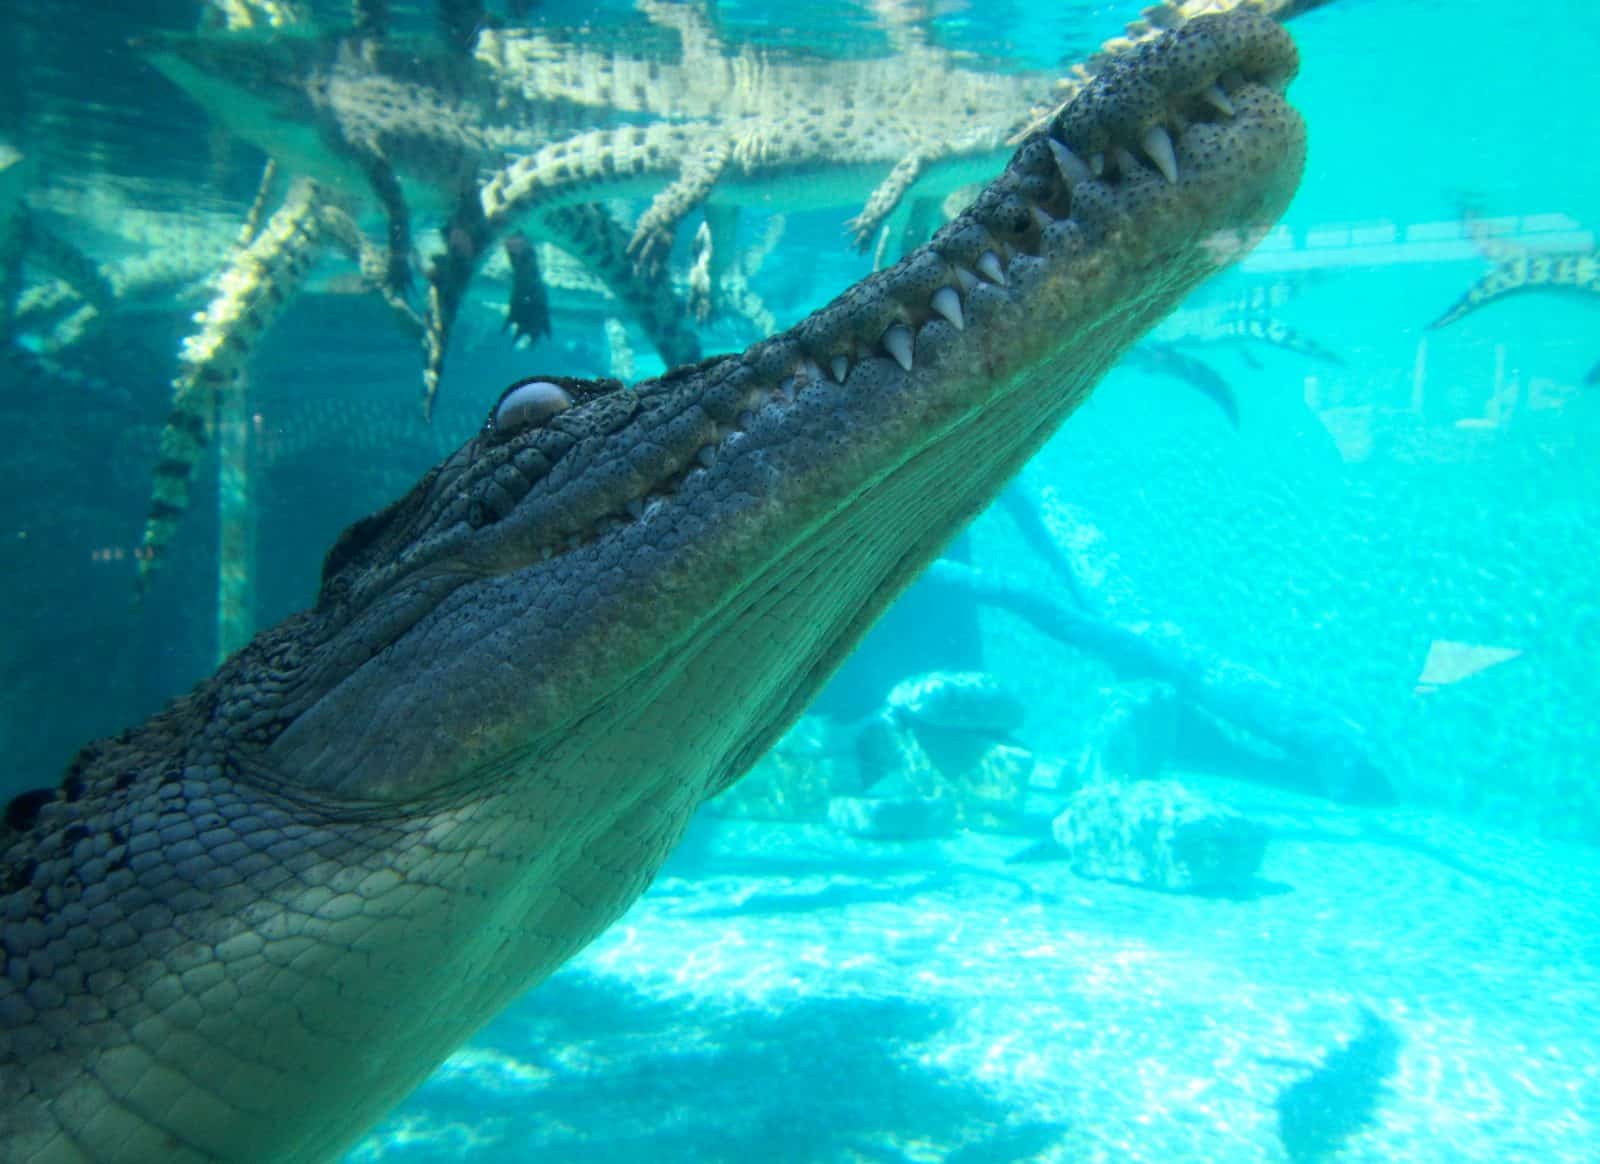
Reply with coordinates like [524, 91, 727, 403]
[636, 0, 726, 61]
[626, 136, 733, 276]
[356, 151, 414, 299]
[424, 197, 703, 413]
[422, 182, 493, 417]
[502, 230, 551, 346]
[537, 203, 701, 368]
[686, 203, 739, 323]
[847, 147, 935, 251]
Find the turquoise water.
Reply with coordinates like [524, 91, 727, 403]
[1, 0, 1597, 1160]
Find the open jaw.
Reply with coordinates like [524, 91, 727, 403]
[1, 12, 1304, 1164]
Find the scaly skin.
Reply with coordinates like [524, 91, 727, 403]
[1008, 0, 1335, 143]
[0, 12, 1307, 1162]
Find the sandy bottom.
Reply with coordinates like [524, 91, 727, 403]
[350, 774, 1600, 1163]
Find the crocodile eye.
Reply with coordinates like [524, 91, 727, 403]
[488, 378, 572, 438]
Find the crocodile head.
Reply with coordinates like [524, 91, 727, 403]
[280, 9, 1303, 804]
[2, 12, 1305, 1162]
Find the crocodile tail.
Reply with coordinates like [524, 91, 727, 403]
[1221, 316, 1344, 364]
[1131, 342, 1241, 430]
[136, 179, 327, 588]
[539, 204, 701, 368]
[1427, 252, 1538, 331]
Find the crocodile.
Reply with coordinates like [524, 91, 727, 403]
[0, 11, 1307, 1162]
[1429, 212, 1600, 384]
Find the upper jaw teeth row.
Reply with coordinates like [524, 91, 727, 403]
[1049, 79, 1236, 189]
[513, 75, 1242, 562]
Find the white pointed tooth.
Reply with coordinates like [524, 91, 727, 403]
[882, 324, 914, 372]
[1030, 204, 1056, 229]
[1113, 145, 1142, 177]
[831, 355, 849, 383]
[1090, 152, 1105, 176]
[803, 357, 824, 383]
[976, 250, 1006, 285]
[777, 375, 797, 403]
[953, 265, 980, 293]
[1141, 125, 1178, 183]
[1047, 137, 1092, 186]
[1201, 84, 1235, 117]
[930, 286, 964, 331]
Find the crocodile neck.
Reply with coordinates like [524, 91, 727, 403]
[2, 12, 1307, 1162]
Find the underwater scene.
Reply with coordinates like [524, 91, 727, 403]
[1, 0, 1597, 1160]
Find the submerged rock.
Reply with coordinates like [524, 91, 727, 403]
[710, 716, 844, 822]
[885, 671, 1027, 736]
[827, 773, 957, 841]
[856, 671, 1034, 833]
[1051, 779, 1268, 893]
[1073, 681, 1179, 786]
